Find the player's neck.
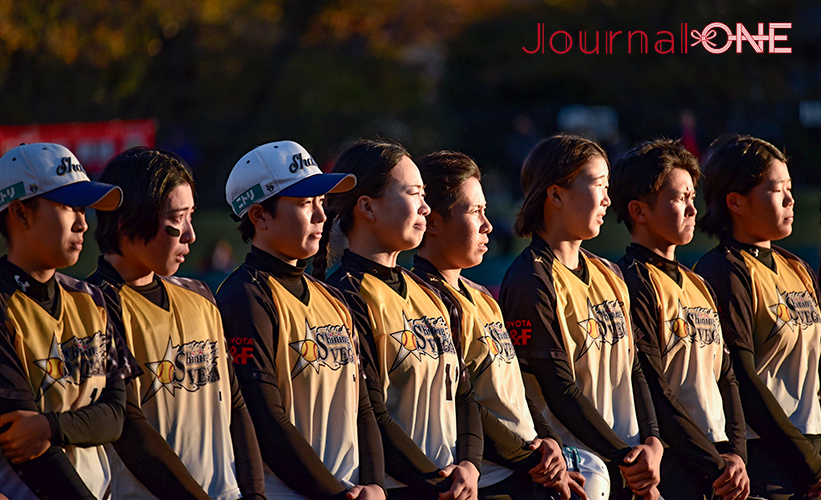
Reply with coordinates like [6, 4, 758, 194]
[630, 230, 677, 261]
[7, 249, 57, 283]
[6, 250, 55, 283]
[537, 229, 581, 270]
[416, 245, 462, 289]
[731, 227, 772, 249]
[104, 253, 155, 287]
[347, 229, 401, 269]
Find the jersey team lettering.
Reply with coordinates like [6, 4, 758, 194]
[768, 286, 821, 341]
[35, 331, 108, 401]
[663, 301, 720, 356]
[576, 298, 628, 361]
[289, 320, 355, 378]
[390, 312, 456, 372]
[142, 337, 220, 404]
[477, 321, 516, 375]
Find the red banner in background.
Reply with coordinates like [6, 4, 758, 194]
[0, 120, 156, 176]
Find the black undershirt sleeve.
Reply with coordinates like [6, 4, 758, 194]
[454, 375, 483, 474]
[45, 376, 126, 447]
[112, 383, 211, 500]
[622, 259, 724, 477]
[0, 291, 111, 499]
[630, 352, 660, 443]
[528, 357, 632, 464]
[341, 288, 448, 494]
[527, 394, 561, 445]
[227, 352, 267, 500]
[731, 347, 821, 487]
[356, 369, 386, 490]
[0, 398, 96, 500]
[478, 402, 542, 471]
[697, 248, 821, 487]
[716, 346, 746, 463]
[217, 267, 349, 499]
[500, 246, 632, 464]
[240, 377, 349, 499]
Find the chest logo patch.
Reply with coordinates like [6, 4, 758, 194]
[767, 287, 821, 341]
[35, 331, 107, 401]
[289, 320, 355, 378]
[389, 311, 456, 371]
[662, 301, 721, 355]
[142, 337, 220, 404]
[477, 321, 517, 375]
[576, 298, 628, 361]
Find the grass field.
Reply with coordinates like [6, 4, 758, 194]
[15, 187, 819, 294]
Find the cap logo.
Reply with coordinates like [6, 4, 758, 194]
[0, 182, 24, 205]
[232, 184, 265, 214]
[56, 156, 84, 176]
[289, 153, 317, 173]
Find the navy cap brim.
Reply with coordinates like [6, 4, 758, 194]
[278, 172, 356, 198]
[40, 181, 123, 211]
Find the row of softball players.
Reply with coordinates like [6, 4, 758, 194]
[0, 140, 592, 500]
[1, 130, 820, 500]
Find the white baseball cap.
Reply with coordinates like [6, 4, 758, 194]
[226, 140, 356, 218]
[0, 143, 122, 212]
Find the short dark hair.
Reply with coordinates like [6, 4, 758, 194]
[416, 151, 481, 219]
[611, 139, 701, 232]
[95, 147, 196, 255]
[238, 195, 279, 243]
[698, 135, 787, 240]
[514, 134, 608, 238]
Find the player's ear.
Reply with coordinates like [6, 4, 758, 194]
[725, 192, 744, 216]
[356, 195, 376, 223]
[8, 200, 31, 229]
[425, 211, 442, 236]
[546, 185, 563, 209]
[247, 204, 268, 230]
[627, 200, 648, 225]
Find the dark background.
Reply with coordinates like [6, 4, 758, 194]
[1, 0, 819, 289]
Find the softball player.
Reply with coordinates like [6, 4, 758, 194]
[217, 141, 385, 500]
[414, 150, 607, 500]
[86, 147, 266, 500]
[499, 134, 663, 500]
[610, 139, 749, 500]
[693, 135, 821, 499]
[312, 140, 483, 500]
[0, 143, 135, 500]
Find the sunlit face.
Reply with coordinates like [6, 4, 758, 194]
[557, 156, 610, 241]
[123, 183, 196, 277]
[732, 159, 794, 244]
[25, 199, 88, 272]
[644, 168, 698, 248]
[369, 156, 431, 252]
[432, 176, 493, 271]
[263, 195, 327, 262]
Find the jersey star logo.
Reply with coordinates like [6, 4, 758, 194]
[577, 299, 605, 361]
[289, 320, 324, 378]
[389, 311, 424, 371]
[34, 333, 68, 401]
[663, 300, 691, 356]
[476, 322, 514, 375]
[576, 298, 627, 361]
[768, 286, 796, 341]
[143, 337, 179, 403]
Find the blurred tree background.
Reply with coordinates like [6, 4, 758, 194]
[1, 0, 820, 287]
